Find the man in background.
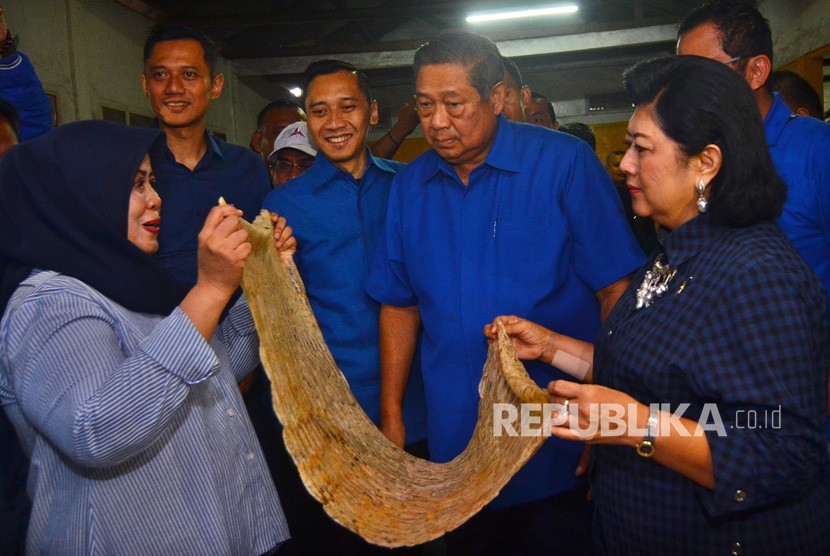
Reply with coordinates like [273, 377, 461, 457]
[502, 57, 530, 122]
[559, 121, 596, 151]
[526, 91, 560, 129]
[771, 70, 823, 119]
[0, 6, 51, 142]
[677, 0, 830, 328]
[250, 98, 304, 166]
[268, 120, 316, 187]
[678, 0, 830, 437]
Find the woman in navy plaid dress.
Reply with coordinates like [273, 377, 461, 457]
[487, 56, 830, 555]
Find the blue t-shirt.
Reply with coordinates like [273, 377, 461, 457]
[262, 150, 427, 442]
[366, 116, 644, 507]
[150, 132, 271, 288]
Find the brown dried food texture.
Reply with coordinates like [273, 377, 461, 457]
[240, 213, 549, 547]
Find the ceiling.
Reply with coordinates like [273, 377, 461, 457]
[114, 0, 702, 127]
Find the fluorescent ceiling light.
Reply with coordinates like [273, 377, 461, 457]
[466, 4, 578, 23]
[289, 87, 303, 97]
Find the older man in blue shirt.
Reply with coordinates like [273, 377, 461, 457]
[366, 31, 644, 555]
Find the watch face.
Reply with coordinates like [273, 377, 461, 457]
[637, 441, 655, 458]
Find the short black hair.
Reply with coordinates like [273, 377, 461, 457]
[143, 25, 219, 77]
[256, 99, 304, 131]
[0, 99, 20, 140]
[770, 70, 823, 119]
[559, 122, 596, 151]
[502, 57, 523, 90]
[413, 30, 504, 101]
[302, 60, 373, 106]
[531, 92, 557, 123]
[605, 150, 626, 166]
[624, 55, 785, 228]
[677, 1, 773, 80]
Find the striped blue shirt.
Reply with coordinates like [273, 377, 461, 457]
[0, 270, 289, 555]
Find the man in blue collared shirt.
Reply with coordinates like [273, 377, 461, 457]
[142, 26, 270, 288]
[366, 31, 644, 554]
[262, 60, 427, 555]
[677, 0, 830, 440]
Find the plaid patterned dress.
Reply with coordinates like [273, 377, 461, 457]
[592, 214, 830, 555]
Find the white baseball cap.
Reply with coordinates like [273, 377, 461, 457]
[268, 121, 317, 159]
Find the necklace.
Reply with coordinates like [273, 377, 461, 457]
[635, 254, 677, 309]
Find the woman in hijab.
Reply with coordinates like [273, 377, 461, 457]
[486, 56, 830, 553]
[0, 120, 292, 554]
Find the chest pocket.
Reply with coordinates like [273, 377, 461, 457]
[493, 213, 570, 294]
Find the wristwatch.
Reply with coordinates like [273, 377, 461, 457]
[636, 406, 658, 458]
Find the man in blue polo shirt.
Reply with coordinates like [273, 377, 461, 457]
[142, 25, 270, 287]
[677, 0, 830, 439]
[262, 60, 427, 555]
[365, 31, 644, 554]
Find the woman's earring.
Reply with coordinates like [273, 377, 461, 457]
[696, 178, 708, 213]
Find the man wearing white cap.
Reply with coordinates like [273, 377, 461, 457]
[267, 120, 317, 187]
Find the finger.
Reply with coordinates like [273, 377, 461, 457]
[212, 211, 245, 238]
[234, 241, 253, 262]
[277, 235, 297, 251]
[548, 421, 586, 443]
[275, 223, 292, 243]
[547, 379, 583, 400]
[224, 227, 250, 250]
[204, 205, 243, 231]
[272, 216, 287, 235]
[486, 315, 518, 336]
[500, 317, 531, 337]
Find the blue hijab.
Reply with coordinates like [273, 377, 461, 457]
[0, 120, 189, 315]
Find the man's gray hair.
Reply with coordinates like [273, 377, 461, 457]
[413, 31, 504, 101]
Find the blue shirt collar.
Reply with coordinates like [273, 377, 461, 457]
[205, 132, 224, 161]
[764, 93, 798, 148]
[420, 115, 521, 183]
[310, 146, 391, 192]
[150, 119, 224, 166]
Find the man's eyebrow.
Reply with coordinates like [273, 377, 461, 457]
[146, 64, 201, 71]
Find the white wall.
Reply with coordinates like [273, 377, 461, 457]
[762, 0, 830, 66]
[2, 0, 270, 145]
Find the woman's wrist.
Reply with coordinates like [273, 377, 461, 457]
[542, 331, 560, 365]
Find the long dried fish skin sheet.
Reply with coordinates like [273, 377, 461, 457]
[240, 213, 548, 547]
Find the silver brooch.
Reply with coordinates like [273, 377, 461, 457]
[635, 254, 678, 309]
